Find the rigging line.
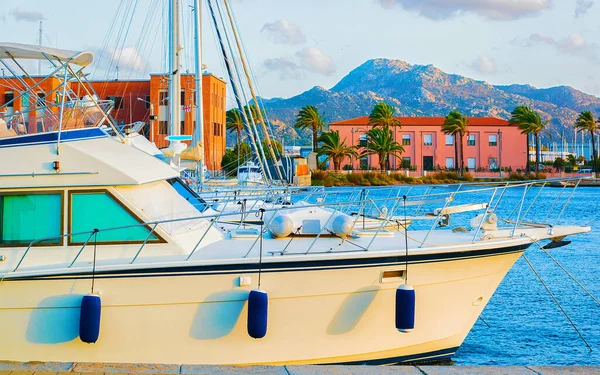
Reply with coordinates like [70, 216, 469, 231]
[114, 0, 141, 80]
[258, 208, 265, 289]
[403, 195, 409, 284]
[227, 5, 282, 159]
[209, 0, 271, 183]
[527, 235, 600, 307]
[91, 229, 99, 294]
[522, 253, 592, 352]
[222, 0, 284, 181]
[478, 315, 491, 329]
[214, 0, 272, 182]
[104, 0, 135, 81]
[92, 0, 126, 77]
[206, 0, 267, 182]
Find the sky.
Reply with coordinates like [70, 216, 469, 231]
[1, 0, 599, 105]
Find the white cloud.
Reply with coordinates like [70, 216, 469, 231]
[467, 56, 497, 74]
[295, 47, 336, 76]
[260, 19, 306, 45]
[263, 47, 336, 80]
[263, 57, 303, 80]
[379, 0, 552, 20]
[9, 8, 45, 22]
[89, 46, 146, 75]
[526, 32, 598, 61]
[575, 0, 594, 17]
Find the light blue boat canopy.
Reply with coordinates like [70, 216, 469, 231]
[165, 135, 193, 141]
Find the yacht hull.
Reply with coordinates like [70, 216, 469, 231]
[0, 246, 524, 365]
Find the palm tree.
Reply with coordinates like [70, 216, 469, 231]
[361, 127, 404, 171]
[294, 105, 326, 151]
[316, 130, 358, 171]
[442, 110, 469, 175]
[509, 106, 548, 173]
[226, 109, 244, 146]
[369, 102, 402, 169]
[574, 111, 598, 174]
[368, 102, 402, 129]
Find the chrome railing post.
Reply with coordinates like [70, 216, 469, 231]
[305, 205, 341, 255]
[420, 193, 455, 248]
[471, 188, 498, 243]
[551, 178, 581, 233]
[69, 230, 97, 268]
[244, 206, 281, 258]
[130, 223, 159, 264]
[511, 185, 529, 237]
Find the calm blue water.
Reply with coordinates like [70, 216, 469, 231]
[456, 186, 600, 366]
[315, 185, 600, 365]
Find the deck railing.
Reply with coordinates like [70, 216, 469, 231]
[6, 178, 586, 275]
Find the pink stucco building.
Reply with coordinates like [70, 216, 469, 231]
[329, 116, 527, 171]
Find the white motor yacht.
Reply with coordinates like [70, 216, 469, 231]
[0, 43, 591, 366]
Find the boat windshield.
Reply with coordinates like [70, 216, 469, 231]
[168, 178, 208, 212]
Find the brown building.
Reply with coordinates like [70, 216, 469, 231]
[0, 73, 227, 170]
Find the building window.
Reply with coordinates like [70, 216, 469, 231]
[0, 193, 62, 245]
[108, 96, 124, 110]
[159, 91, 168, 106]
[191, 91, 196, 106]
[36, 92, 45, 106]
[69, 191, 159, 244]
[22, 93, 30, 107]
[181, 90, 185, 104]
[159, 121, 168, 135]
[4, 92, 14, 107]
[144, 95, 151, 109]
[446, 157, 455, 169]
[402, 157, 411, 169]
[402, 134, 411, 146]
[359, 134, 368, 148]
[445, 134, 454, 145]
[489, 157, 498, 170]
[467, 134, 476, 146]
[468, 157, 476, 169]
[360, 156, 369, 170]
[181, 121, 185, 135]
[213, 122, 223, 136]
[423, 134, 432, 146]
[489, 134, 497, 146]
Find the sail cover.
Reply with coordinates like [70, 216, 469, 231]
[0, 42, 93, 67]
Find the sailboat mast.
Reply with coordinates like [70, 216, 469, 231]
[193, 0, 204, 184]
[168, 0, 182, 139]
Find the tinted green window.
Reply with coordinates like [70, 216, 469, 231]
[71, 192, 156, 243]
[0, 194, 61, 245]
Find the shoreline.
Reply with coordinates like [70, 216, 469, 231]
[310, 170, 594, 187]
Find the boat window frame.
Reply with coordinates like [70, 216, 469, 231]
[67, 189, 166, 246]
[0, 190, 65, 247]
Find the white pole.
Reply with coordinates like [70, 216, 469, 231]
[38, 21, 42, 75]
[193, 0, 204, 184]
[168, 0, 182, 140]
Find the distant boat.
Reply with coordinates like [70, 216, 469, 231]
[237, 161, 264, 186]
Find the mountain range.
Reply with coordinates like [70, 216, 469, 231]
[255, 59, 600, 145]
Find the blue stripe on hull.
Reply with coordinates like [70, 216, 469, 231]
[327, 346, 458, 365]
[0, 127, 108, 148]
[5, 243, 529, 281]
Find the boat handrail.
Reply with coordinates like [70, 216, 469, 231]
[7, 178, 583, 274]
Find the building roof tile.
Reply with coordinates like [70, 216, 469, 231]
[330, 116, 510, 126]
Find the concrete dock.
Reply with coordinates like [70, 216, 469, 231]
[1, 362, 599, 375]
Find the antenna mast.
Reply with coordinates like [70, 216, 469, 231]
[38, 21, 42, 75]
